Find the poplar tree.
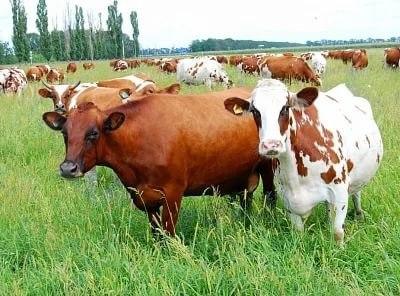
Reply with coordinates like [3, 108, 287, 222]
[10, 0, 29, 62]
[130, 11, 140, 57]
[36, 0, 52, 60]
[106, 0, 123, 58]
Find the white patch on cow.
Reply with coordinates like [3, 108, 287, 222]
[67, 84, 96, 110]
[310, 53, 327, 76]
[260, 63, 272, 78]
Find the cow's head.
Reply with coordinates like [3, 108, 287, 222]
[224, 79, 319, 158]
[42, 102, 125, 178]
[38, 80, 81, 113]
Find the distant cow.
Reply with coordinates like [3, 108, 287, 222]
[217, 56, 228, 64]
[26, 66, 44, 81]
[83, 63, 95, 70]
[36, 64, 50, 75]
[128, 59, 141, 68]
[0, 68, 27, 93]
[341, 50, 355, 64]
[237, 57, 260, 75]
[114, 60, 128, 71]
[160, 60, 178, 73]
[42, 88, 276, 236]
[177, 58, 233, 89]
[229, 55, 243, 66]
[259, 56, 321, 86]
[66, 62, 77, 73]
[46, 69, 65, 84]
[224, 79, 383, 245]
[352, 49, 368, 70]
[384, 48, 400, 68]
[310, 53, 327, 75]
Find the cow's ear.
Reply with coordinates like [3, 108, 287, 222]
[224, 97, 250, 115]
[42, 112, 66, 130]
[103, 112, 125, 132]
[38, 88, 54, 98]
[162, 83, 180, 94]
[293, 87, 319, 108]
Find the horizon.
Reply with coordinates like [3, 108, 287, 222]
[0, 0, 399, 48]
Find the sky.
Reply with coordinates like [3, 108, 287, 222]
[0, 0, 399, 48]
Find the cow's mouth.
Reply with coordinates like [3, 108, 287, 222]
[60, 160, 84, 179]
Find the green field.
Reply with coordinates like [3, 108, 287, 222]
[0, 48, 399, 295]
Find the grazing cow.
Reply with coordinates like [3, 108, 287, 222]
[42, 88, 276, 236]
[384, 48, 400, 68]
[259, 56, 321, 86]
[36, 64, 50, 75]
[160, 60, 178, 73]
[352, 49, 368, 70]
[341, 50, 354, 64]
[96, 74, 181, 96]
[128, 59, 141, 68]
[237, 57, 260, 75]
[217, 56, 228, 64]
[46, 69, 65, 84]
[26, 66, 44, 81]
[177, 58, 233, 89]
[114, 60, 129, 71]
[224, 79, 383, 245]
[0, 68, 27, 93]
[83, 63, 95, 70]
[328, 50, 344, 60]
[66, 62, 77, 73]
[229, 55, 243, 66]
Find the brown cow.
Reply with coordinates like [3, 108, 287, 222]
[352, 49, 368, 70]
[128, 59, 141, 68]
[83, 63, 95, 70]
[328, 50, 344, 60]
[259, 56, 321, 86]
[160, 61, 177, 73]
[217, 56, 228, 64]
[36, 64, 50, 75]
[384, 48, 400, 68]
[26, 66, 43, 81]
[341, 50, 354, 64]
[229, 55, 243, 66]
[42, 88, 276, 236]
[46, 69, 65, 84]
[237, 57, 260, 75]
[66, 62, 77, 73]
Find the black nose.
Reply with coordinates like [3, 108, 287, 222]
[60, 160, 79, 178]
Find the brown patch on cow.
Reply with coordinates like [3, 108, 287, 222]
[355, 142, 359, 149]
[337, 131, 343, 147]
[338, 147, 344, 160]
[321, 166, 336, 184]
[290, 129, 308, 177]
[290, 106, 339, 166]
[192, 68, 198, 77]
[365, 135, 371, 148]
[346, 159, 354, 173]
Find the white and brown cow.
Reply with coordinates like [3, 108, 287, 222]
[113, 60, 129, 71]
[224, 79, 383, 245]
[177, 58, 233, 89]
[0, 68, 27, 93]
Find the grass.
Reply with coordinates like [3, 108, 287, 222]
[0, 48, 399, 295]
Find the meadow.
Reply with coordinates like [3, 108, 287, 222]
[0, 48, 399, 295]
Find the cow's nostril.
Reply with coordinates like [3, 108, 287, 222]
[70, 163, 78, 173]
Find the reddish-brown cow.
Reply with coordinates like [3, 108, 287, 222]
[237, 57, 260, 75]
[46, 69, 65, 84]
[42, 89, 276, 236]
[384, 48, 400, 68]
[352, 49, 368, 70]
[83, 63, 95, 70]
[26, 66, 43, 81]
[66, 62, 77, 73]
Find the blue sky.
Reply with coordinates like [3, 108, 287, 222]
[0, 0, 399, 48]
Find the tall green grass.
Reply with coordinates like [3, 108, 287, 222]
[0, 48, 399, 295]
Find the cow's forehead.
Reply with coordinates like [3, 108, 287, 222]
[251, 80, 288, 110]
[52, 85, 70, 96]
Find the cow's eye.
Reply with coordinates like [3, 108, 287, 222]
[280, 105, 290, 116]
[86, 130, 99, 141]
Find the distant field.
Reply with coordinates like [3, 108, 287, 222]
[0, 48, 399, 295]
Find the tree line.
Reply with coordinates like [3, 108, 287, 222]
[189, 38, 304, 52]
[1, 0, 140, 64]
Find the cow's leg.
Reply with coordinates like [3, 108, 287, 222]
[352, 191, 363, 220]
[161, 188, 184, 236]
[289, 212, 304, 231]
[331, 189, 348, 246]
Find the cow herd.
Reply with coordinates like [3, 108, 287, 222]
[0, 47, 391, 246]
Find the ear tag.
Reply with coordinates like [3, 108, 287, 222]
[233, 104, 244, 115]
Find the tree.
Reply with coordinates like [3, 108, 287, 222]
[36, 0, 52, 60]
[79, 7, 89, 59]
[130, 11, 139, 57]
[73, 5, 83, 60]
[0, 41, 17, 64]
[10, 0, 29, 62]
[107, 0, 123, 58]
[27, 33, 40, 52]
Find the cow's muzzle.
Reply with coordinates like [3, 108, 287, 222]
[259, 140, 285, 158]
[60, 160, 83, 178]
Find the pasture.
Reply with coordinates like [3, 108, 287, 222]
[0, 48, 399, 295]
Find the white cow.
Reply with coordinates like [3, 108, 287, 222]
[0, 68, 27, 93]
[177, 58, 232, 89]
[310, 53, 327, 75]
[224, 79, 383, 245]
